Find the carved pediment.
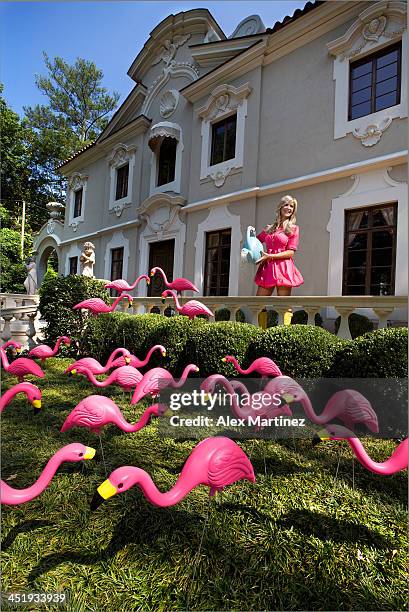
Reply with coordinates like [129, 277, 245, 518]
[327, 1, 406, 60]
[197, 82, 252, 121]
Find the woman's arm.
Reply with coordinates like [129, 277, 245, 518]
[256, 250, 294, 264]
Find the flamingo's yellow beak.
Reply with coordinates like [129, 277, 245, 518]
[15, 347, 22, 354]
[32, 399, 41, 409]
[83, 447, 96, 460]
[98, 479, 117, 499]
[161, 350, 167, 357]
[164, 408, 173, 417]
[281, 393, 294, 404]
[71, 369, 77, 376]
[125, 356, 131, 364]
[312, 429, 330, 447]
[203, 393, 210, 402]
[146, 278, 150, 285]
[128, 300, 133, 308]
[195, 367, 199, 372]
[221, 357, 227, 362]
[150, 270, 155, 277]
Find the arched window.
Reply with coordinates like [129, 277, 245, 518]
[157, 137, 177, 186]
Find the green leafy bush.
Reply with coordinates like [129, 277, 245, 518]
[0, 228, 27, 292]
[248, 324, 345, 377]
[186, 321, 264, 377]
[329, 327, 408, 377]
[39, 274, 110, 356]
[335, 312, 374, 339]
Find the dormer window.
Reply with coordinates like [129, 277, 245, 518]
[210, 114, 237, 166]
[115, 163, 129, 200]
[157, 137, 177, 186]
[73, 188, 83, 218]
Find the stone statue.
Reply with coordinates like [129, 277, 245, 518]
[80, 242, 95, 278]
[24, 258, 38, 294]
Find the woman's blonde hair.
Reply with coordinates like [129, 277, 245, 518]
[267, 195, 298, 235]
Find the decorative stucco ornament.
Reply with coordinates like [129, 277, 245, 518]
[159, 90, 180, 118]
[363, 16, 387, 42]
[113, 203, 124, 218]
[210, 166, 232, 187]
[353, 117, 392, 147]
[46, 220, 56, 235]
[70, 221, 79, 233]
[152, 34, 191, 66]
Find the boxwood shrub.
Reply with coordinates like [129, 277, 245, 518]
[328, 327, 408, 377]
[186, 321, 264, 377]
[248, 324, 346, 377]
[39, 274, 110, 356]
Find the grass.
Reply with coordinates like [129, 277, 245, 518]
[1, 358, 408, 611]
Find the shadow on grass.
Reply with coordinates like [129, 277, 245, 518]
[2, 520, 54, 551]
[276, 509, 392, 548]
[28, 505, 207, 584]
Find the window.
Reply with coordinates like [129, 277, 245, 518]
[343, 203, 397, 296]
[157, 137, 177, 186]
[349, 43, 401, 120]
[115, 164, 129, 200]
[110, 247, 124, 296]
[204, 229, 231, 296]
[210, 114, 237, 166]
[73, 188, 83, 218]
[69, 257, 78, 275]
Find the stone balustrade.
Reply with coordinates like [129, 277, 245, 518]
[109, 295, 407, 339]
[0, 294, 43, 349]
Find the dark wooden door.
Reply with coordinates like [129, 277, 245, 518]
[148, 239, 175, 296]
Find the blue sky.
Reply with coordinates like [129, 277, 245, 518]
[1, 1, 308, 116]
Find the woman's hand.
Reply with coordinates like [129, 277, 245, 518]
[256, 251, 276, 265]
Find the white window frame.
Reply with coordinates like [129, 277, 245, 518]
[148, 122, 183, 196]
[104, 231, 130, 283]
[194, 204, 242, 295]
[327, 166, 407, 297]
[107, 143, 136, 215]
[197, 83, 251, 187]
[67, 173, 88, 229]
[327, 1, 407, 144]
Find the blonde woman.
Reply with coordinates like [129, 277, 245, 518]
[255, 195, 304, 296]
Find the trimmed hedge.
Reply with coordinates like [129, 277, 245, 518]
[328, 327, 408, 377]
[248, 324, 346, 378]
[186, 321, 264, 377]
[39, 274, 110, 356]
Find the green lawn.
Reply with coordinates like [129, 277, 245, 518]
[1, 358, 407, 611]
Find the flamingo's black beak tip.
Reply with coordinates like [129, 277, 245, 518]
[90, 491, 105, 511]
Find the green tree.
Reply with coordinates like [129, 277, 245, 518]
[0, 227, 33, 292]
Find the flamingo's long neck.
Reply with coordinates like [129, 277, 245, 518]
[125, 406, 157, 432]
[210, 375, 252, 419]
[168, 291, 181, 312]
[0, 452, 65, 505]
[346, 438, 408, 475]
[231, 358, 249, 375]
[173, 365, 195, 388]
[157, 268, 168, 286]
[299, 394, 321, 424]
[128, 467, 197, 507]
[52, 337, 64, 356]
[130, 275, 145, 290]
[111, 295, 125, 311]
[105, 348, 126, 370]
[0, 387, 25, 412]
[0, 348, 10, 370]
[138, 346, 158, 368]
[85, 370, 109, 387]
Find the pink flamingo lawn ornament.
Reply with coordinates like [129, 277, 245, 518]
[73, 365, 143, 391]
[0, 382, 42, 415]
[73, 293, 133, 315]
[1, 443, 95, 505]
[201, 375, 292, 425]
[61, 396, 169, 435]
[0, 346, 45, 383]
[90, 436, 255, 510]
[65, 348, 131, 376]
[222, 356, 282, 377]
[110, 345, 166, 369]
[1, 340, 22, 352]
[264, 377, 379, 433]
[131, 364, 199, 405]
[28, 336, 71, 363]
[313, 425, 408, 475]
[104, 275, 150, 295]
[150, 267, 199, 294]
[162, 290, 214, 320]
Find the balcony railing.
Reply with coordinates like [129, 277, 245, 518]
[1, 294, 406, 346]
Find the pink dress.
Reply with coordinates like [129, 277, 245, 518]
[254, 225, 304, 288]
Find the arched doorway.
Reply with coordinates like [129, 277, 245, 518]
[36, 239, 61, 285]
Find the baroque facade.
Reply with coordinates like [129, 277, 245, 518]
[33, 1, 408, 309]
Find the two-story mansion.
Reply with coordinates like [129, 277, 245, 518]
[34, 1, 407, 310]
